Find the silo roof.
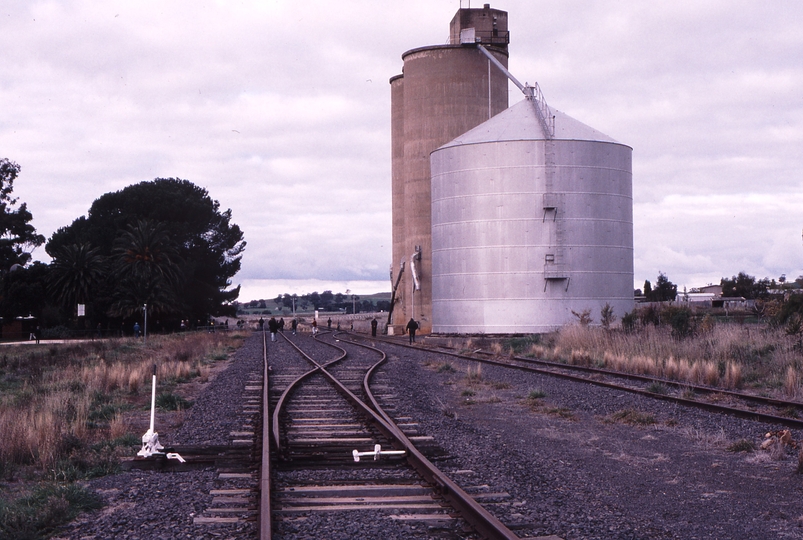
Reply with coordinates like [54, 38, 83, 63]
[439, 97, 628, 149]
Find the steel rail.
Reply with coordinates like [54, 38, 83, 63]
[259, 328, 271, 540]
[353, 333, 803, 430]
[332, 332, 520, 540]
[270, 333, 347, 451]
[273, 332, 401, 452]
[490, 351, 803, 411]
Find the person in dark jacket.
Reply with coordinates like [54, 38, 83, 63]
[371, 318, 378, 337]
[406, 318, 419, 344]
[268, 317, 279, 342]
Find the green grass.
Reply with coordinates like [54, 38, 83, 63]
[155, 392, 192, 411]
[0, 483, 103, 540]
[647, 382, 669, 395]
[504, 335, 542, 354]
[605, 409, 656, 426]
[780, 406, 799, 418]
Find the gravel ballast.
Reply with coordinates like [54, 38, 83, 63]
[376, 337, 803, 539]
[55, 331, 803, 539]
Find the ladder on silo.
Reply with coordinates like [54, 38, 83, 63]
[477, 44, 567, 289]
[542, 139, 568, 289]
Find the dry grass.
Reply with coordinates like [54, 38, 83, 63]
[785, 366, 799, 398]
[604, 409, 656, 426]
[548, 323, 801, 397]
[466, 363, 482, 383]
[0, 331, 243, 472]
[679, 426, 728, 449]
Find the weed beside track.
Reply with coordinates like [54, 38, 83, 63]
[0, 331, 244, 540]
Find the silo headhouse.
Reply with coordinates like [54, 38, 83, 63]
[390, 4, 633, 335]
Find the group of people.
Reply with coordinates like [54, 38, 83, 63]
[257, 314, 419, 344]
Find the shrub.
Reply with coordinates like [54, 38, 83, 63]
[155, 393, 192, 411]
[527, 389, 546, 400]
[663, 305, 695, 339]
[776, 295, 803, 325]
[506, 335, 541, 354]
[600, 303, 616, 329]
[639, 305, 661, 326]
[621, 311, 637, 332]
[571, 309, 593, 326]
[41, 326, 73, 340]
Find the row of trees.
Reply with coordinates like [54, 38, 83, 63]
[269, 291, 391, 314]
[0, 159, 245, 333]
[637, 271, 801, 303]
[638, 272, 678, 302]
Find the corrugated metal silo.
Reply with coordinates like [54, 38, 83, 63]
[430, 99, 634, 333]
[390, 4, 509, 334]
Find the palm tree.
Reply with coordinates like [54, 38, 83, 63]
[109, 220, 183, 317]
[48, 243, 106, 309]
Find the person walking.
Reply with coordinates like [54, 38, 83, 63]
[312, 319, 318, 335]
[279, 317, 285, 333]
[406, 318, 419, 344]
[371, 318, 378, 337]
[268, 317, 279, 342]
[291, 318, 297, 335]
[258, 317, 264, 331]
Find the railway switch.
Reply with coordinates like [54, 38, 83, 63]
[352, 444, 406, 462]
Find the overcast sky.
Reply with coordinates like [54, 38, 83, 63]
[2, 0, 802, 301]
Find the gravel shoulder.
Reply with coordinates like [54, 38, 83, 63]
[380, 340, 803, 540]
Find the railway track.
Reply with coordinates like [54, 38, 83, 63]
[349, 333, 803, 430]
[265, 330, 520, 539]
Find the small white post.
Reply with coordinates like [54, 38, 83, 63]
[137, 363, 164, 458]
[149, 363, 156, 433]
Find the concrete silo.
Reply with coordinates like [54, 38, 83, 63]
[390, 4, 509, 334]
[430, 97, 634, 333]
